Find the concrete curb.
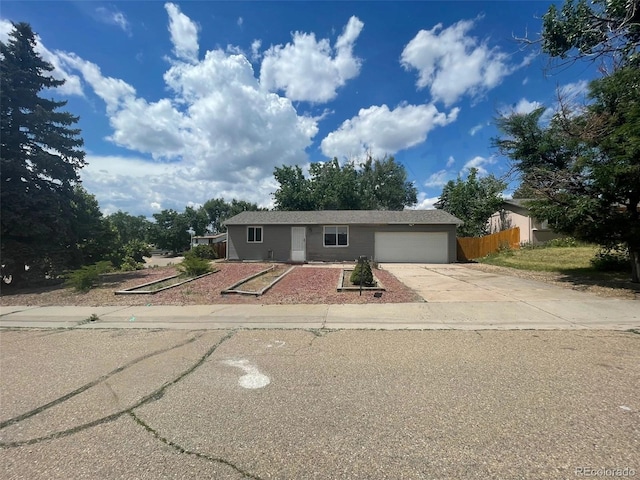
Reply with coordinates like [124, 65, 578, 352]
[1, 301, 638, 331]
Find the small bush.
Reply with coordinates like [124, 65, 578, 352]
[120, 257, 144, 272]
[65, 261, 113, 292]
[185, 244, 218, 260]
[519, 241, 541, 250]
[545, 237, 579, 248]
[178, 256, 213, 276]
[590, 245, 630, 272]
[497, 241, 513, 253]
[350, 259, 375, 286]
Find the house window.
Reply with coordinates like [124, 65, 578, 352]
[324, 226, 348, 247]
[247, 226, 263, 243]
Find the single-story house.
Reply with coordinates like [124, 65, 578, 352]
[489, 199, 564, 244]
[191, 233, 227, 247]
[223, 210, 463, 263]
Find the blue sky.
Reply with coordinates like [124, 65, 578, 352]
[1, 1, 594, 217]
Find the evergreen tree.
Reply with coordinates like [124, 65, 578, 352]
[1, 23, 85, 285]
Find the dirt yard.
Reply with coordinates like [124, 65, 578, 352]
[0, 262, 423, 306]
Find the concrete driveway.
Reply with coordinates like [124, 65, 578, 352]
[380, 263, 599, 302]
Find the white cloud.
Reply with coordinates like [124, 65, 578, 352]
[165, 3, 199, 63]
[321, 103, 459, 159]
[55, 7, 319, 215]
[63, 48, 318, 180]
[424, 169, 450, 188]
[237, 17, 243, 27]
[411, 192, 439, 210]
[260, 16, 364, 103]
[559, 80, 589, 101]
[401, 18, 515, 106]
[251, 39, 262, 61]
[82, 154, 278, 216]
[446, 156, 455, 168]
[95, 6, 131, 34]
[461, 155, 496, 176]
[0, 19, 84, 97]
[469, 123, 484, 136]
[513, 98, 542, 114]
[57, 52, 135, 111]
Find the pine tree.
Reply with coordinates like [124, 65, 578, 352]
[1, 23, 86, 285]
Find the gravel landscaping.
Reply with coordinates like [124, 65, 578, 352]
[0, 262, 422, 306]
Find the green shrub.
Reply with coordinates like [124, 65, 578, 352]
[178, 256, 213, 276]
[185, 244, 218, 260]
[519, 241, 540, 250]
[65, 261, 113, 292]
[497, 241, 513, 254]
[545, 237, 579, 248]
[119, 257, 144, 272]
[590, 245, 630, 272]
[350, 259, 375, 286]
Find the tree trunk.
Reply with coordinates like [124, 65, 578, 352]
[631, 248, 640, 284]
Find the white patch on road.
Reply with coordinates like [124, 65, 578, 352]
[619, 405, 632, 411]
[223, 359, 270, 389]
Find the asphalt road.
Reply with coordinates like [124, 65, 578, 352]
[1, 328, 638, 479]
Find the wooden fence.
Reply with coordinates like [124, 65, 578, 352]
[213, 242, 226, 259]
[456, 227, 520, 261]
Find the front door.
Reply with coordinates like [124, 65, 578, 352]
[291, 227, 306, 262]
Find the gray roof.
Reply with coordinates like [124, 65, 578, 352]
[224, 210, 463, 226]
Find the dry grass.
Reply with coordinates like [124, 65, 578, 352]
[478, 246, 600, 272]
[470, 245, 639, 300]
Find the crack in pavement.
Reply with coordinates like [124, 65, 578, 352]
[0, 332, 207, 430]
[0, 330, 237, 448]
[128, 411, 264, 480]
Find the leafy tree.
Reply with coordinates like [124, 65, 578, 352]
[541, 0, 639, 69]
[359, 156, 418, 210]
[202, 198, 262, 233]
[511, 181, 539, 199]
[116, 239, 151, 270]
[150, 209, 190, 254]
[272, 156, 417, 211]
[70, 186, 118, 267]
[494, 66, 640, 282]
[1, 23, 85, 285]
[435, 168, 506, 237]
[273, 165, 314, 211]
[107, 211, 152, 245]
[309, 159, 360, 210]
[183, 206, 209, 236]
[495, 0, 640, 282]
[202, 198, 229, 233]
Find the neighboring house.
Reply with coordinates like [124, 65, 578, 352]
[191, 233, 227, 247]
[223, 210, 463, 263]
[489, 199, 563, 244]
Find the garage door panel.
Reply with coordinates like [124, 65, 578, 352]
[375, 232, 448, 263]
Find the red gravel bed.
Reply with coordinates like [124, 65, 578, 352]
[1, 263, 422, 306]
[264, 267, 422, 304]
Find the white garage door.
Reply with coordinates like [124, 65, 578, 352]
[374, 232, 449, 263]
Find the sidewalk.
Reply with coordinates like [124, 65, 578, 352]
[1, 299, 638, 330]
